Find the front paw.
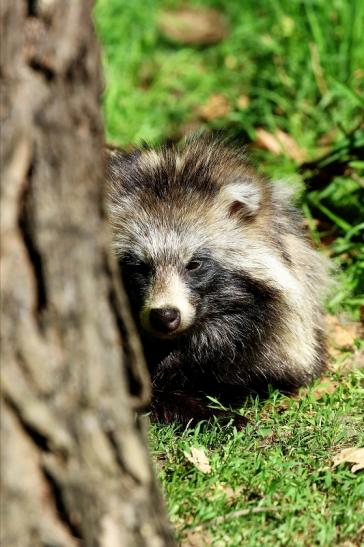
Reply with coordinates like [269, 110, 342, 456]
[149, 391, 248, 430]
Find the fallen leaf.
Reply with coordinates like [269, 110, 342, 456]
[254, 128, 306, 163]
[333, 447, 364, 473]
[328, 345, 342, 361]
[326, 315, 362, 349]
[198, 94, 230, 120]
[310, 377, 338, 399]
[220, 484, 243, 502]
[158, 8, 228, 46]
[254, 128, 282, 155]
[329, 349, 364, 374]
[219, 485, 236, 501]
[292, 376, 339, 401]
[236, 94, 250, 109]
[210, 483, 244, 503]
[184, 446, 211, 473]
[182, 529, 212, 547]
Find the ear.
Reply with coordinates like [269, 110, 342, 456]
[105, 146, 141, 184]
[218, 179, 262, 220]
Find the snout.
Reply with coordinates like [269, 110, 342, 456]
[140, 271, 196, 336]
[149, 307, 181, 334]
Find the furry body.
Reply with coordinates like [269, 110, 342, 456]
[106, 135, 328, 424]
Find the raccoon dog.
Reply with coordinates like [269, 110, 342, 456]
[106, 135, 328, 425]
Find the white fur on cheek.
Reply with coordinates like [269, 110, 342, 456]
[140, 271, 196, 334]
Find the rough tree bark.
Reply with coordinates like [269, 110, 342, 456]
[0, 2, 175, 546]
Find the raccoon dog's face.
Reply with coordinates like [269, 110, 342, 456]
[106, 137, 274, 343]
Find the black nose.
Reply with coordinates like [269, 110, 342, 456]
[149, 307, 181, 334]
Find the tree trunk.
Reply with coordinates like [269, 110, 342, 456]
[0, 2, 175, 545]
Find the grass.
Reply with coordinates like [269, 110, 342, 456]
[151, 368, 364, 545]
[94, 1, 364, 544]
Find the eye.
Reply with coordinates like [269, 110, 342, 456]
[186, 259, 202, 272]
[132, 261, 151, 275]
[120, 254, 151, 276]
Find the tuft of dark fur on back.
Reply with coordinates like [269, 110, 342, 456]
[106, 134, 329, 426]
